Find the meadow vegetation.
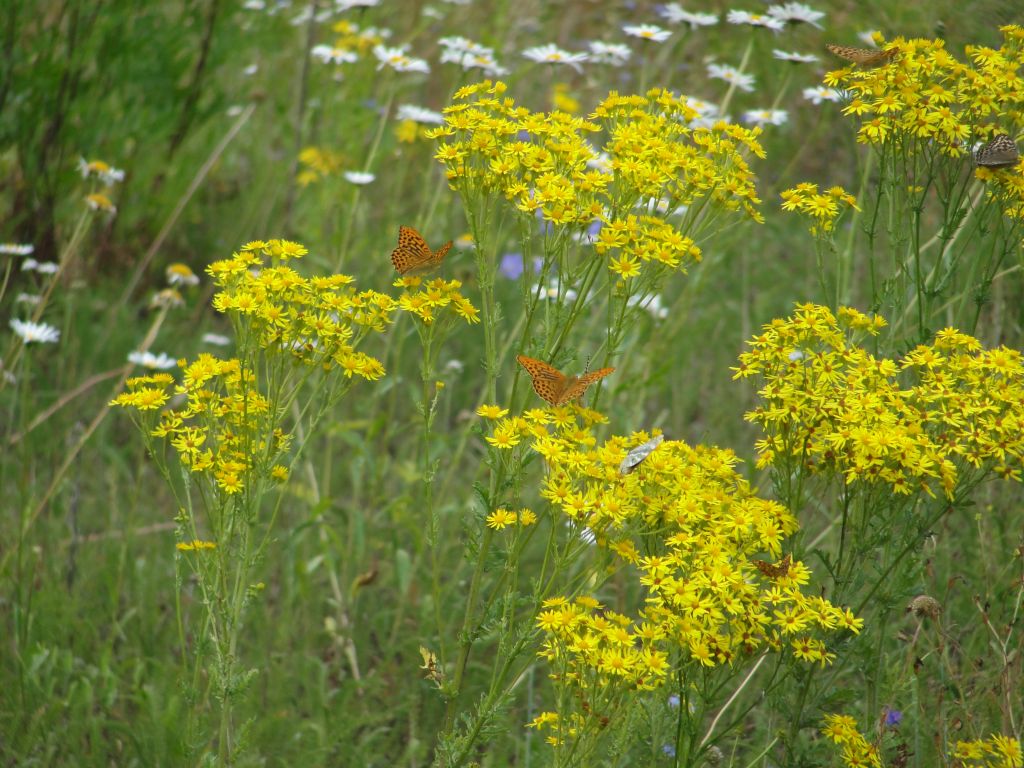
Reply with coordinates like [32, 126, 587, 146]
[2, 1, 1023, 766]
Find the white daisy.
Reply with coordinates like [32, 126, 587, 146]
[16, 293, 41, 305]
[537, 280, 578, 302]
[858, 30, 882, 47]
[587, 41, 632, 66]
[202, 333, 232, 347]
[803, 86, 845, 105]
[242, 63, 259, 76]
[522, 44, 589, 72]
[726, 10, 785, 31]
[373, 45, 430, 73]
[10, 319, 60, 344]
[742, 109, 789, 126]
[457, 51, 509, 76]
[627, 293, 669, 320]
[772, 49, 819, 63]
[623, 24, 672, 42]
[336, 0, 379, 9]
[312, 45, 358, 64]
[438, 35, 487, 54]
[343, 171, 375, 185]
[396, 104, 444, 124]
[660, 4, 718, 27]
[0, 243, 34, 255]
[766, 2, 825, 28]
[78, 158, 125, 186]
[128, 350, 178, 370]
[21, 259, 59, 274]
[707, 63, 756, 92]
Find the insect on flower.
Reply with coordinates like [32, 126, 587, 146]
[975, 133, 1020, 169]
[516, 355, 614, 406]
[619, 434, 665, 475]
[390, 225, 453, 275]
[753, 554, 793, 580]
[825, 43, 897, 67]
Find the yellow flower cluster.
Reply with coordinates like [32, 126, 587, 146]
[953, 734, 1024, 767]
[176, 540, 217, 552]
[208, 239, 395, 374]
[734, 303, 1024, 496]
[821, 714, 882, 768]
[484, 507, 537, 529]
[429, 81, 763, 278]
[113, 240, 394, 497]
[824, 27, 1024, 153]
[978, 167, 1024, 220]
[516, 410, 861, 740]
[780, 183, 860, 234]
[394, 276, 480, 325]
[297, 146, 346, 186]
[326, 18, 383, 55]
[113, 355, 292, 496]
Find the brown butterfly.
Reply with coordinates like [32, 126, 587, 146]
[753, 554, 793, 580]
[826, 43, 897, 67]
[516, 355, 614, 406]
[975, 133, 1020, 169]
[390, 225, 452, 275]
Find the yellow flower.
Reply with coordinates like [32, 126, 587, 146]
[485, 508, 518, 529]
[477, 404, 510, 419]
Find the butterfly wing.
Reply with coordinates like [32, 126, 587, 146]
[976, 133, 1020, 169]
[391, 226, 433, 274]
[826, 44, 895, 67]
[425, 240, 453, 271]
[516, 355, 567, 405]
[559, 367, 615, 405]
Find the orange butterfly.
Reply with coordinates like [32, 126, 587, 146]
[825, 43, 897, 67]
[516, 355, 614, 406]
[390, 225, 452, 276]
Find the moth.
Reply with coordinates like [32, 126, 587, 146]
[975, 133, 1020, 169]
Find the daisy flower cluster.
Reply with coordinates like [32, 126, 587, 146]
[780, 182, 860, 234]
[311, 18, 389, 66]
[429, 82, 763, 279]
[439, 35, 508, 76]
[513, 412, 861, 748]
[824, 27, 1024, 154]
[80, 156, 123, 215]
[734, 303, 1024, 496]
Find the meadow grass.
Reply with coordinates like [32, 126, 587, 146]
[2, 1, 1023, 766]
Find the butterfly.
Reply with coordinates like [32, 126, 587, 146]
[975, 133, 1020, 169]
[390, 225, 453, 276]
[825, 44, 897, 67]
[753, 554, 793, 580]
[516, 355, 614, 406]
[619, 434, 665, 475]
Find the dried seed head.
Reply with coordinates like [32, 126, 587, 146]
[907, 595, 942, 619]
